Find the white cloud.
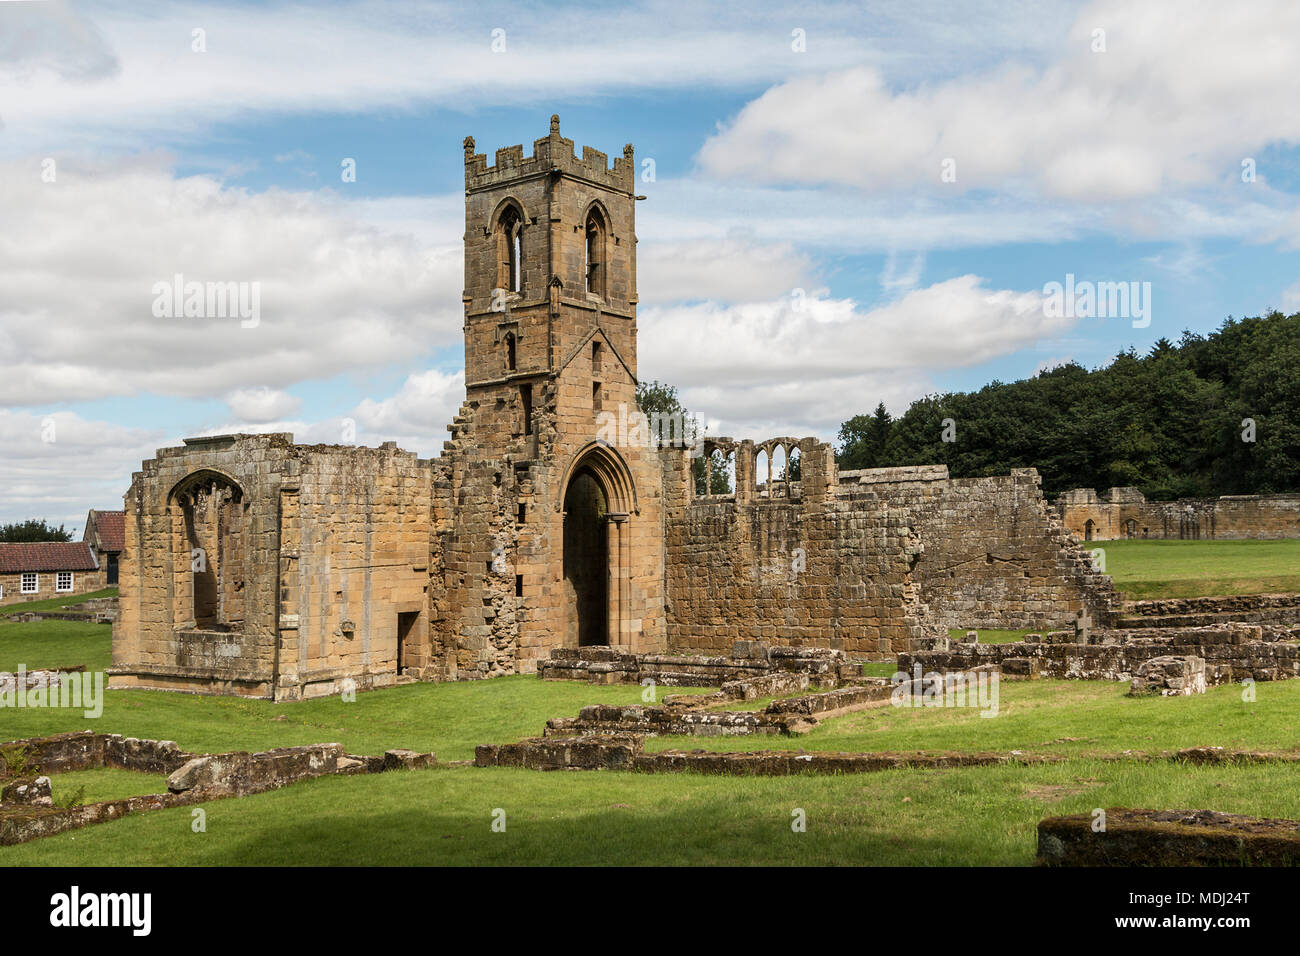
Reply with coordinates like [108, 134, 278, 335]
[1282, 280, 1300, 313]
[639, 275, 1067, 437]
[0, 0, 879, 156]
[0, 156, 462, 405]
[697, 0, 1300, 203]
[226, 387, 301, 423]
[637, 235, 815, 305]
[0, 408, 163, 528]
[351, 368, 466, 455]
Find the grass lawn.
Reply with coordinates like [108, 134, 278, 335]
[0, 588, 118, 617]
[946, 628, 1039, 643]
[43, 767, 172, 805]
[643, 678, 1300, 757]
[0, 619, 113, 672]
[3, 758, 1299, 866]
[0, 674, 708, 761]
[1097, 538, 1300, 599]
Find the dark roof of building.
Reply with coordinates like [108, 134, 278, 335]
[0, 541, 99, 574]
[85, 509, 125, 553]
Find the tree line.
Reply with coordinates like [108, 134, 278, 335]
[837, 311, 1300, 500]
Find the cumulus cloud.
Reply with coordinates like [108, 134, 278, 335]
[0, 408, 164, 527]
[0, 156, 462, 406]
[637, 235, 815, 305]
[226, 387, 301, 423]
[639, 275, 1067, 436]
[351, 368, 466, 455]
[698, 0, 1300, 202]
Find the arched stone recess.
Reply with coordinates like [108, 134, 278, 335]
[166, 470, 247, 631]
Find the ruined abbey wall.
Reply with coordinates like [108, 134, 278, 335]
[849, 467, 1119, 631]
[112, 434, 432, 700]
[1058, 487, 1300, 540]
[662, 449, 1117, 660]
[111, 118, 1124, 697]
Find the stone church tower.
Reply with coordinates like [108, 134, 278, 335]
[431, 115, 667, 678]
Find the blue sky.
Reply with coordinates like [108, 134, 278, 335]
[2, 0, 1299, 530]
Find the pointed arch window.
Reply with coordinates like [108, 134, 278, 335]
[498, 205, 523, 294]
[584, 208, 606, 298]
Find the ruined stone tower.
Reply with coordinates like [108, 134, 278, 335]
[110, 115, 1119, 701]
[430, 115, 667, 677]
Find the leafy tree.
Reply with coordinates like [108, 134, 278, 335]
[832, 311, 1300, 498]
[1, 519, 73, 542]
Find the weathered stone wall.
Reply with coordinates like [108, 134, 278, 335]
[1038, 808, 1300, 866]
[661, 439, 941, 659]
[663, 453, 1118, 657]
[847, 467, 1119, 631]
[1058, 486, 1300, 540]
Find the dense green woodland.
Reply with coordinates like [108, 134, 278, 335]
[837, 312, 1300, 500]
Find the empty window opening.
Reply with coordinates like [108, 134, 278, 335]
[520, 384, 533, 436]
[515, 575, 524, 598]
[517, 502, 527, 524]
[584, 209, 606, 298]
[592, 381, 603, 415]
[505, 331, 517, 372]
[499, 205, 523, 294]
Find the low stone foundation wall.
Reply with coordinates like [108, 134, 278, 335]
[900, 624, 1300, 685]
[0, 731, 436, 845]
[538, 645, 852, 687]
[1119, 593, 1300, 629]
[475, 735, 1061, 774]
[544, 680, 898, 739]
[1037, 808, 1300, 866]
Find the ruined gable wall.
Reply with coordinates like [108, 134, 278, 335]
[861, 469, 1119, 630]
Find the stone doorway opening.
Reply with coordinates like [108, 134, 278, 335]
[396, 611, 420, 673]
[563, 469, 608, 646]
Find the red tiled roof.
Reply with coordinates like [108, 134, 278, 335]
[89, 509, 125, 553]
[0, 541, 98, 574]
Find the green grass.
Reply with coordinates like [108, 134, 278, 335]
[946, 628, 1040, 643]
[644, 678, 1300, 757]
[0, 619, 113, 672]
[3, 759, 1298, 866]
[0, 587, 117, 617]
[0, 674, 709, 761]
[43, 767, 170, 805]
[1097, 538, 1300, 599]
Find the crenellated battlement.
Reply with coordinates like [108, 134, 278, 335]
[464, 114, 635, 194]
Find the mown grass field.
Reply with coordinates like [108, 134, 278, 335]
[1, 541, 1297, 865]
[643, 678, 1300, 755]
[1097, 538, 1300, 599]
[6, 759, 1300, 866]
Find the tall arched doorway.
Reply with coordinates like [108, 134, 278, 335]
[558, 441, 638, 649]
[563, 470, 608, 646]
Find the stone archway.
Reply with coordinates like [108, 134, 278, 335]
[563, 470, 608, 646]
[558, 442, 637, 649]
